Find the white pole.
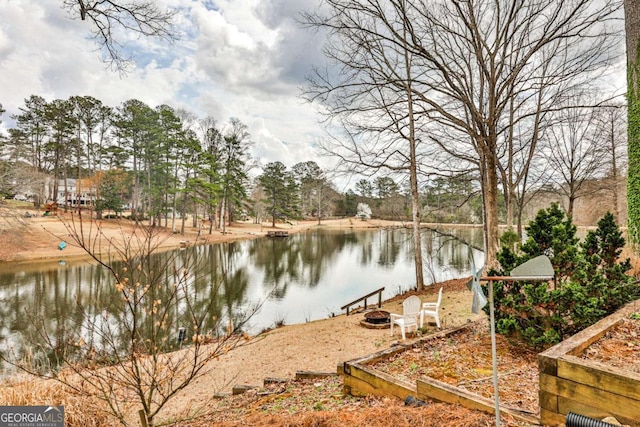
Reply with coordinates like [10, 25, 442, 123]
[489, 280, 500, 426]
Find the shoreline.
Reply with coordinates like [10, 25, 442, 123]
[0, 212, 486, 266]
[1, 278, 481, 426]
[1, 212, 421, 264]
[159, 277, 481, 421]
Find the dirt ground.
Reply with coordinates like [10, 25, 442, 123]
[162, 279, 482, 420]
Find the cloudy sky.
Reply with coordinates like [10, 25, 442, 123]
[0, 1, 628, 195]
[0, 0, 344, 186]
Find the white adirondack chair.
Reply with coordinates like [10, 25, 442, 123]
[420, 287, 443, 328]
[390, 295, 422, 340]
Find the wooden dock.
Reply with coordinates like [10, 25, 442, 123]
[266, 230, 289, 238]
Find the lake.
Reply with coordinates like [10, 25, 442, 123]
[0, 226, 484, 371]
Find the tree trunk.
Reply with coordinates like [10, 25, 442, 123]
[192, 202, 198, 228]
[505, 192, 513, 230]
[219, 198, 227, 234]
[568, 194, 575, 220]
[403, 44, 425, 290]
[626, 0, 640, 243]
[483, 152, 501, 270]
[316, 188, 322, 225]
[610, 113, 620, 221]
[410, 167, 425, 290]
[180, 177, 187, 235]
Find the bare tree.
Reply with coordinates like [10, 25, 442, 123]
[62, 0, 177, 72]
[543, 99, 615, 218]
[303, 0, 432, 288]
[249, 183, 267, 224]
[601, 105, 628, 221]
[496, 46, 558, 235]
[4, 218, 256, 427]
[305, 0, 622, 268]
[410, 0, 621, 267]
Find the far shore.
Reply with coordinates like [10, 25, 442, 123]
[0, 202, 617, 267]
[0, 207, 483, 264]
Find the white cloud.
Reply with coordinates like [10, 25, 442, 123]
[0, 0, 334, 182]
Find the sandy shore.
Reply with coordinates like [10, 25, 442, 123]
[0, 208, 411, 264]
[163, 279, 481, 418]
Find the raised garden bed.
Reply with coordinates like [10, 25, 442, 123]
[341, 300, 640, 426]
[581, 315, 640, 372]
[370, 320, 539, 414]
[539, 301, 640, 426]
[341, 322, 539, 425]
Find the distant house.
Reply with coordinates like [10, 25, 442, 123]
[53, 178, 97, 208]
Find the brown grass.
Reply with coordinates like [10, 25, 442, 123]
[212, 405, 502, 427]
[2, 366, 531, 427]
[0, 377, 115, 427]
[178, 376, 532, 427]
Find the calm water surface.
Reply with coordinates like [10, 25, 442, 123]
[0, 227, 484, 369]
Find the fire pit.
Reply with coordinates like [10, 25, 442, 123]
[360, 310, 391, 329]
[365, 310, 391, 324]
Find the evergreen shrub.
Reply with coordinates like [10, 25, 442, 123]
[488, 204, 640, 349]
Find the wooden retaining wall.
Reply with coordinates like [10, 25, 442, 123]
[341, 324, 539, 425]
[415, 376, 537, 422]
[539, 300, 640, 426]
[342, 302, 640, 426]
[341, 341, 417, 399]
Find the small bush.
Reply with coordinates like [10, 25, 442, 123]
[490, 204, 640, 349]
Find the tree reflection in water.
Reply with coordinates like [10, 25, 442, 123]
[0, 227, 483, 371]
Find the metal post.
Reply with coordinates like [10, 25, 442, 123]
[478, 255, 554, 427]
[489, 280, 500, 427]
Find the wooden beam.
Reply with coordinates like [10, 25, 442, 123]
[558, 355, 640, 401]
[540, 373, 640, 423]
[295, 371, 338, 380]
[416, 378, 539, 425]
[340, 287, 385, 315]
[344, 362, 415, 399]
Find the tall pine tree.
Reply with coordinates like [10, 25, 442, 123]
[258, 161, 299, 227]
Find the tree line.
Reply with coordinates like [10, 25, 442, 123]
[0, 95, 345, 233]
[0, 91, 624, 236]
[0, 94, 515, 232]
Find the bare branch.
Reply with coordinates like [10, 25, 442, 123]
[63, 0, 178, 73]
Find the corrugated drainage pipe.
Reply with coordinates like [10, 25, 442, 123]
[565, 412, 617, 427]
